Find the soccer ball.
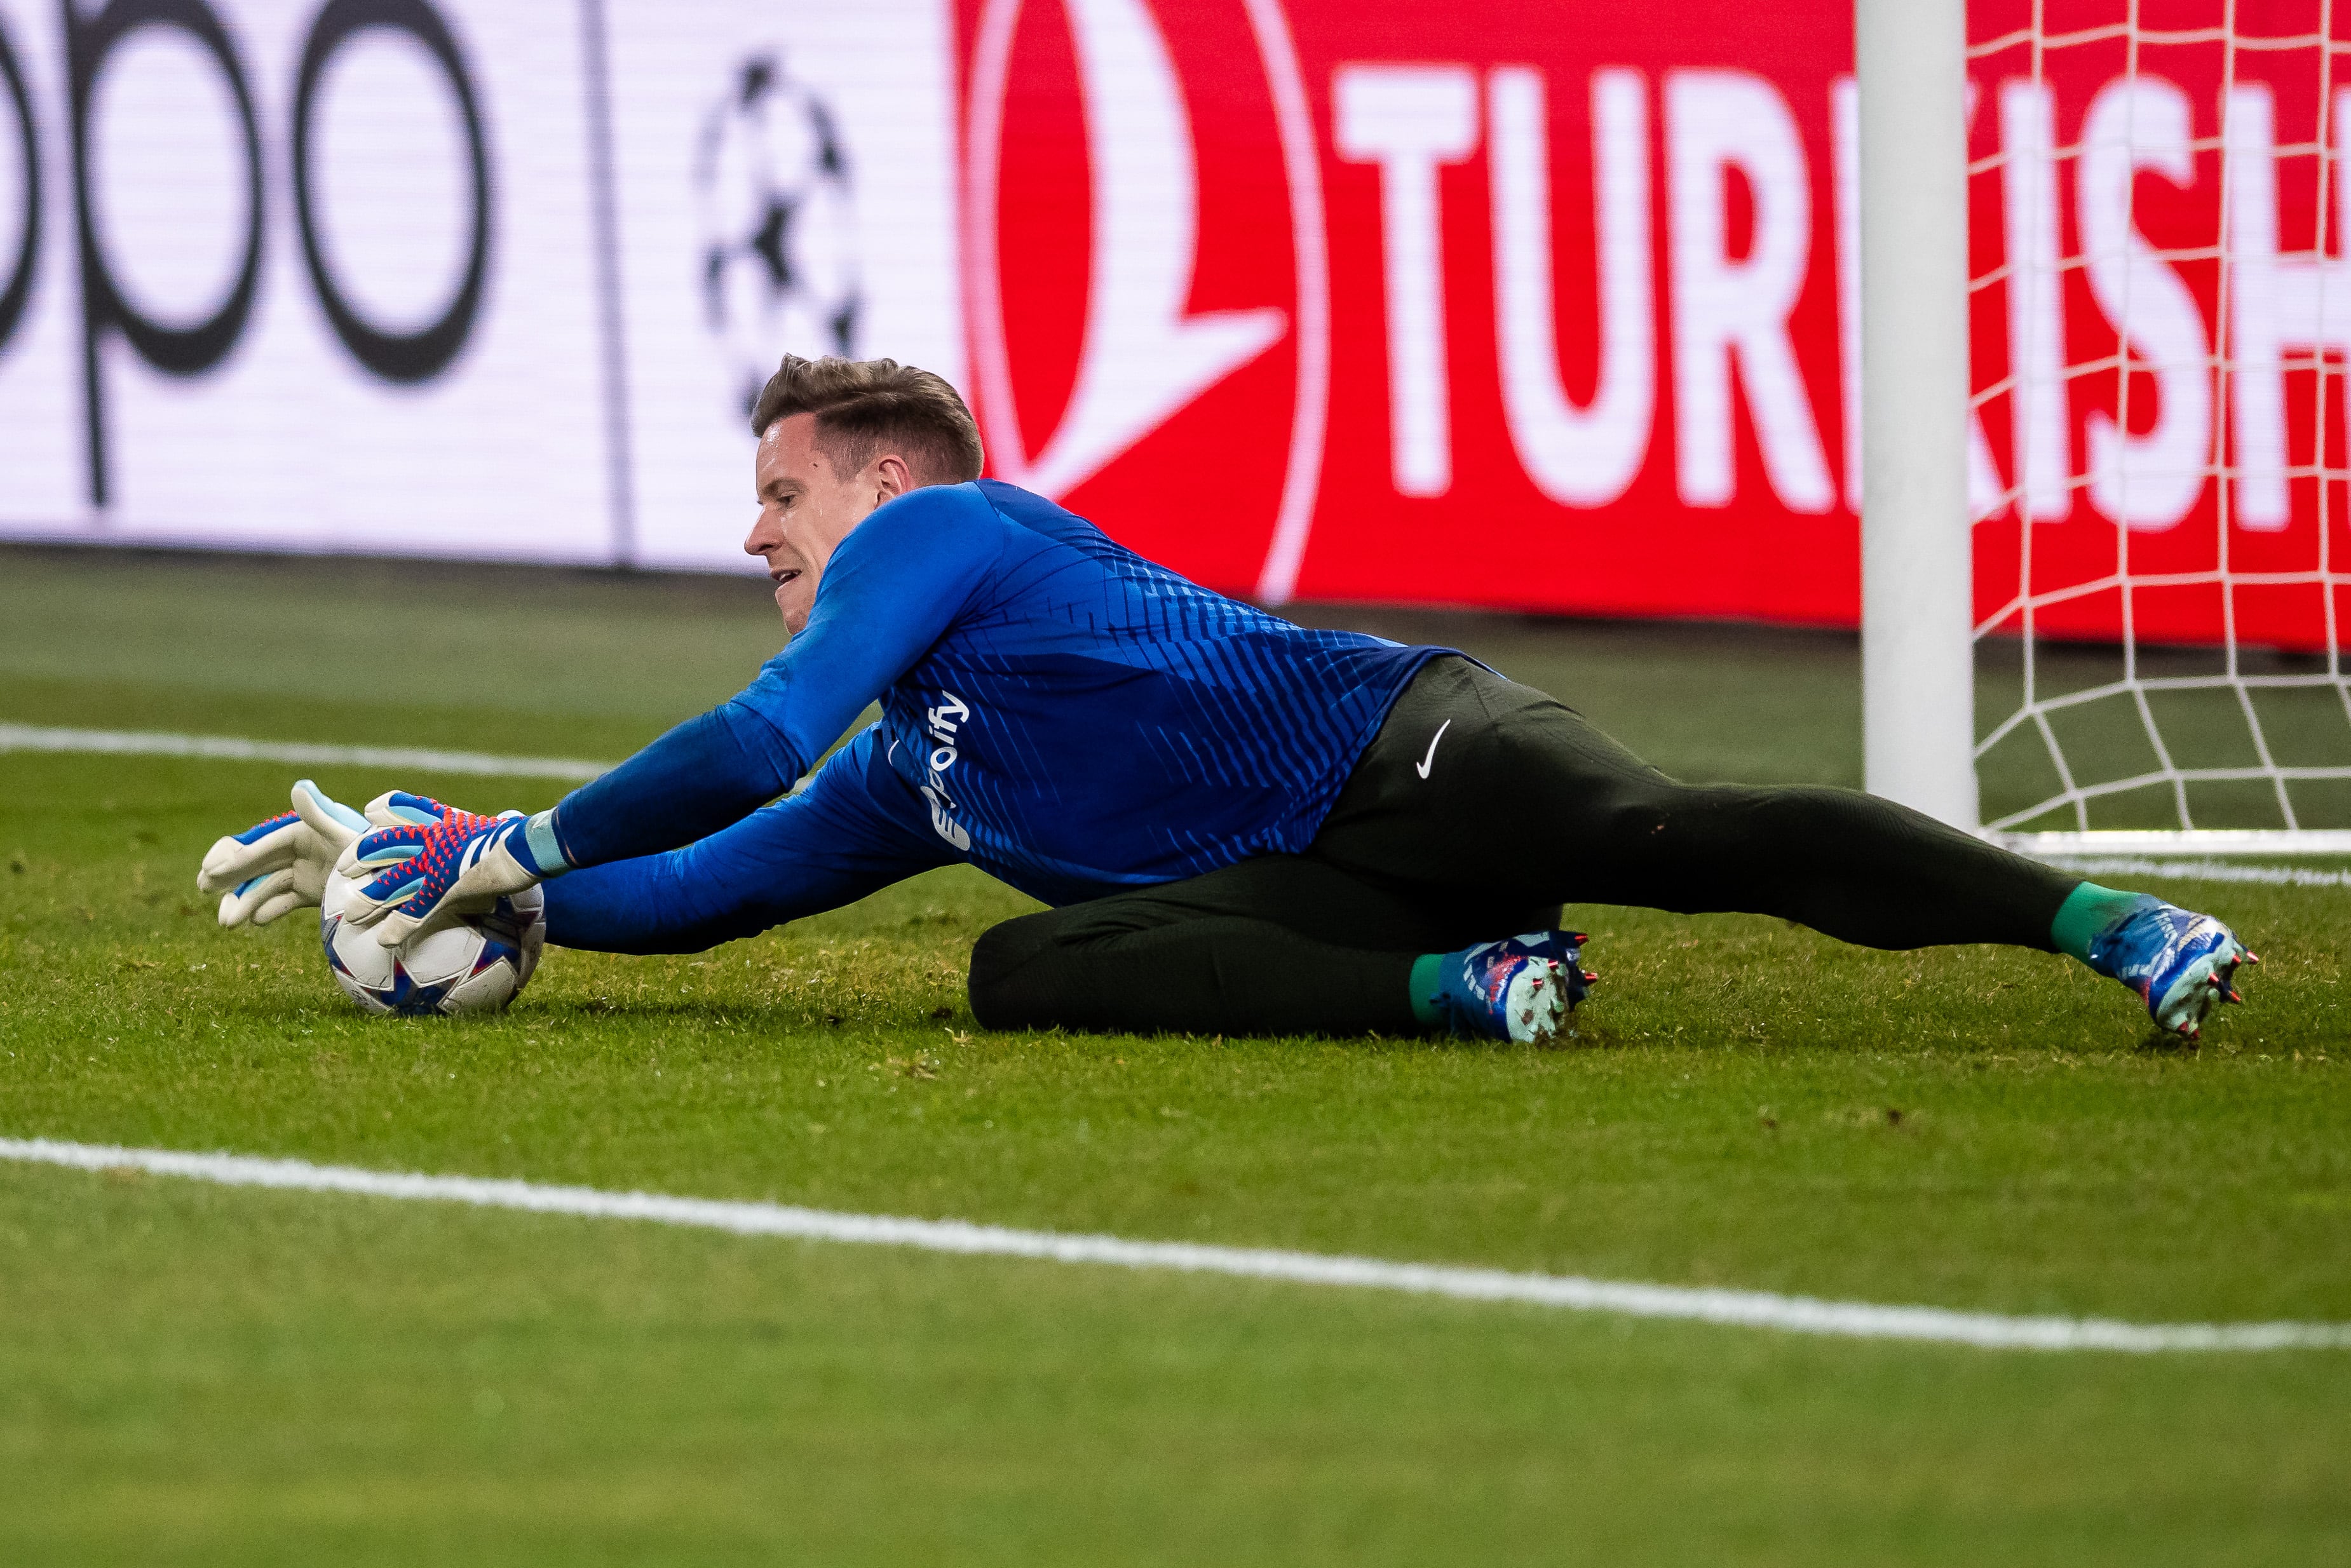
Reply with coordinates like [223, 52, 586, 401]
[696, 54, 861, 416]
[318, 868, 545, 1017]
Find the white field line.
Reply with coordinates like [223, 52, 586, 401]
[2001, 828, 2351, 857]
[0, 724, 611, 780]
[2035, 855, 2351, 889]
[4, 1137, 2345, 1354]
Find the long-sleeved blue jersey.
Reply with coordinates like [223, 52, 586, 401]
[545, 479, 1447, 953]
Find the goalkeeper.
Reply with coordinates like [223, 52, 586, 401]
[199, 356, 2254, 1042]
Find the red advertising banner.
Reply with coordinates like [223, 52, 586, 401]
[960, 0, 2346, 649]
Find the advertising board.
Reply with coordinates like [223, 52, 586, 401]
[0, 1, 2337, 646]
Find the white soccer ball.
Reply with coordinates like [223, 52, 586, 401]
[318, 868, 545, 1017]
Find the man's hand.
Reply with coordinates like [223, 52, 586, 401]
[339, 806, 567, 947]
[198, 779, 370, 928]
[198, 784, 464, 928]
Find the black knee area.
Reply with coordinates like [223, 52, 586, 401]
[1536, 771, 1745, 908]
[966, 912, 1061, 1030]
[1576, 780, 1845, 891]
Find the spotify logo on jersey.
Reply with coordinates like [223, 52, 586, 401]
[0, 0, 490, 504]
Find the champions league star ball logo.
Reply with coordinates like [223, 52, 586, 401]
[696, 55, 861, 417]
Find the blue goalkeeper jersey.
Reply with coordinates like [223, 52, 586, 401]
[546, 480, 1446, 940]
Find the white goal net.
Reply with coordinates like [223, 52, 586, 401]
[1956, 1, 2351, 853]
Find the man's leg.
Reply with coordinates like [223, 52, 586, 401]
[1312, 656, 2078, 951]
[968, 855, 1557, 1035]
[1317, 658, 2253, 1036]
[977, 659, 2246, 1039]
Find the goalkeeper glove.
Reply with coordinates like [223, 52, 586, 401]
[340, 806, 568, 947]
[197, 783, 459, 928]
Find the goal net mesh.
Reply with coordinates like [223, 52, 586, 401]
[1967, 0, 2351, 837]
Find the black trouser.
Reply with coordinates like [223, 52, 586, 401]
[968, 657, 2078, 1036]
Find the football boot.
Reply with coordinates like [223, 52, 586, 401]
[1428, 931, 1596, 1043]
[2085, 894, 2256, 1040]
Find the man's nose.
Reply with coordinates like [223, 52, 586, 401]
[743, 512, 775, 557]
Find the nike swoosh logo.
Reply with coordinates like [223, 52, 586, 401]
[1414, 719, 1452, 780]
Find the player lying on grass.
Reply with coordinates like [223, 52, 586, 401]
[198, 356, 2255, 1042]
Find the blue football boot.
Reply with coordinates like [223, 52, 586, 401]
[1428, 931, 1596, 1043]
[2086, 895, 2256, 1040]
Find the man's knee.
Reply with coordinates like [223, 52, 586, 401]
[1575, 775, 1718, 857]
[1557, 780, 1798, 909]
[1617, 782, 1804, 850]
[967, 912, 1062, 1029]
[1611, 784, 1897, 884]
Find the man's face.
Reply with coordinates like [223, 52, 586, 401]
[742, 413, 911, 635]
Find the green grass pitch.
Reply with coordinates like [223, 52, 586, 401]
[2, 545, 2347, 1565]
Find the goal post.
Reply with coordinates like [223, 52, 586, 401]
[1857, 0, 2351, 860]
[1857, 0, 1979, 834]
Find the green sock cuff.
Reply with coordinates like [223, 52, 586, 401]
[2050, 882, 2148, 964]
[1409, 952, 1447, 1027]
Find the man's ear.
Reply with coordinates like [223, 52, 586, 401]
[872, 452, 916, 502]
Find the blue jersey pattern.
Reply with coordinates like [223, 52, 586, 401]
[541, 480, 1447, 949]
[867, 482, 1440, 904]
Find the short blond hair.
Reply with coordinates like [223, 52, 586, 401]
[749, 355, 985, 484]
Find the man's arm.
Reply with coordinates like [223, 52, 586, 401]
[549, 482, 1005, 868]
[336, 485, 1005, 946]
[544, 727, 956, 954]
